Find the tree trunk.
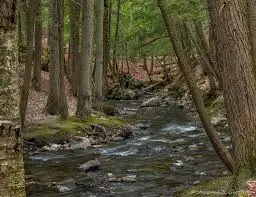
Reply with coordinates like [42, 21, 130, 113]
[0, 121, 25, 197]
[208, 0, 256, 191]
[70, 0, 81, 96]
[32, 0, 42, 91]
[45, 0, 60, 115]
[76, 0, 94, 118]
[58, 0, 68, 119]
[193, 21, 217, 97]
[112, 0, 121, 74]
[0, 1, 26, 195]
[125, 41, 130, 74]
[20, 0, 35, 126]
[248, 0, 256, 77]
[143, 55, 152, 82]
[150, 55, 154, 75]
[94, 0, 104, 111]
[158, 0, 234, 173]
[103, 0, 110, 89]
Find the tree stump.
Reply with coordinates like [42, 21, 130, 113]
[0, 120, 25, 197]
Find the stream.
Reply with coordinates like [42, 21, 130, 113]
[25, 100, 231, 197]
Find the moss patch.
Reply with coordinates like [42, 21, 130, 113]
[175, 176, 232, 197]
[24, 114, 124, 146]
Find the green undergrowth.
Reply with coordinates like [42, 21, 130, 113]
[175, 176, 232, 197]
[24, 114, 125, 146]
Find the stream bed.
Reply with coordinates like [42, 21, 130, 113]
[25, 101, 230, 197]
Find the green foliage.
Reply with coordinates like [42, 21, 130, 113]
[111, 0, 208, 59]
[38, 0, 207, 56]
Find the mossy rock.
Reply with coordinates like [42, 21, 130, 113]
[24, 114, 125, 147]
[102, 103, 118, 116]
[175, 176, 232, 197]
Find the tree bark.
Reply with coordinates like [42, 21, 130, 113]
[94, 0, 104, 111]
[70, 0, 81, 96]
[32, 0, 42, 91]
[248, 0, 256, 77]
[45, 0, 60, 115]
[58, 0, 68, 119]
[194, 21, 217, 97]
[76, 0, 94, 118]
[143, 55, 152, 82]
[0, 121, 25, 197]
[208, 0, 256, 191]
[112, 0, 121, 74]
[103, 0, 110, 89]
[0, 1, 26, 196]
[20, 0, 35, 126]
[158, 0, 234, 173]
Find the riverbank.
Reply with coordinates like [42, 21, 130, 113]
[24, 113, 135, 153]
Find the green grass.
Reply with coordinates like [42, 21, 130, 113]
[175, 176, 232, 197]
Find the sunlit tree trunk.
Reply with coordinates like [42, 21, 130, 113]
[76, 0, 94, 118]
[0, 1, 26, 196]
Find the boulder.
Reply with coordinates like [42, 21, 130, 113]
[102, 103, 118, 116]
[140, 96, 162, 108]
[106, 88, 136, 100]
[79, 159, 101, 172]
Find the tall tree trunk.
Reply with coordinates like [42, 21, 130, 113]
[70, 0, 81, 96]
[125, 41, 130, 74]
[20, 0, 35, 126]
[194, 21, 217, 97]
[76, 0, 94, 118]
[45, 0, 60, 115]
[150, 55, 154, 75]
[58, 0, 68, 119]
[95, 0, 104, 111]
[248, 0, 256, 77]
[208, 0, 256, 191]
[112, 0, 121, 74]
[143, 55, 152, 82]
[103, 0, 110, 89]
[158, 0, 234, 173]
[0, 1, 26, 196]
[32, 0, 42, 91]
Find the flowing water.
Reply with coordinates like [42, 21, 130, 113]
[25, 101, 230, 197]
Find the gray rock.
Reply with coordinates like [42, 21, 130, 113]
[102, 103, 118, 116]
[140, 96, 162, 108]
[106, 88, 137, 100]
[136, 123, 150, 130]
[173, 160, 184, 167]
[193, 181, 200, 185]
[223, 136, 231, 143]
[194, 171, 207, 176]
[41, 144, 62, 152]
[108, 173, 136, 183]
[79, 159, 101, 172]
[54, 185, 71, 193]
